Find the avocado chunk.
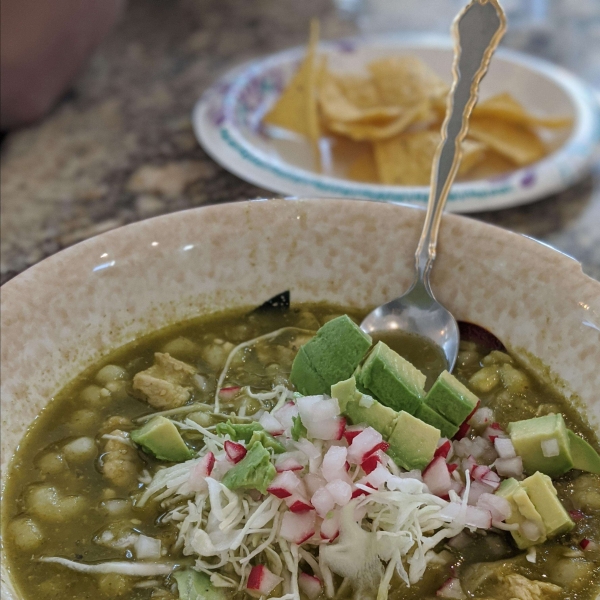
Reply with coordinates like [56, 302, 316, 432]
[333, 377, 399, 440]
[131, 416, 192, 462]
[248, 430, 286, 454]
[221, 441, 276, 494]
[521, 471, 575, 538]
[357, 341, 426, 415]
[292, 315, 372, 389]
[507, 414, 573, 477]
[415, 403, 459, 439]
[424, 370, 479, 426]
[387, 410, 440, 470]
[173, 568, 226, 600]
[568, 430, 600, 474]
[496, 478, 546, 549]
[290, 347, 329, 396]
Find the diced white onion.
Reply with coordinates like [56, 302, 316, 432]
[134, 535, 162, 560]
[494, 438, 516, 459]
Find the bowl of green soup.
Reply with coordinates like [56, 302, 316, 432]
[1, 198, 599, 600]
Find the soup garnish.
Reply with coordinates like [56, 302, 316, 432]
[3, 305, 599, 599]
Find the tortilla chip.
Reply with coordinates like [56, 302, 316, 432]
[474, 93, 573, 129]
[468, 117, 546, 166]
[327, 101, 430, 141]
[319, 70, 402, 124]
[369, 56, 448, 108]
[463, 149, 515, 180]
[374, 131, 485, 186]
[263, 20, 320, 138]
[347, 146, 378, 183]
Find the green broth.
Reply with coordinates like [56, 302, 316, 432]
[3, 304, 599, 599]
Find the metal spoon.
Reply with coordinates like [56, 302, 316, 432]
[361, 0, 506, 373]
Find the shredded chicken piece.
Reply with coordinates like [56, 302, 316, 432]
[498, 573, 562, 600]
[133, 352, 196, 410]
[102, 430, 140, 489]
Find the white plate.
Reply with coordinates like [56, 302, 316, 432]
[193, 34, 600, 213]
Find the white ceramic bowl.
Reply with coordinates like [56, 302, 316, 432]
[194, 35, 600, 212]
[1, 199, 599, 597]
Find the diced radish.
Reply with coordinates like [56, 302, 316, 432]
[464, 400, 481, 423]
[190, 451, 215, 491]
[477, 493, 511, 522]
[447, 463, 459, 473]
[494, 456, 523, 479]
[267, 471, 302, 499]
[275, 452, 305, 473]
[304, 473, 327, 497]
[454, 422, 470, 440]
[435, 440, 452, 459]
[321, 446, 348, 483]
[224, 440, 247, 464]
[436, 577, 466, 598]
[347, 427, 383, 464]
[320, 511, 340, 541]
[246, 564, 283, 598]
[541, 438, 560, 458]
[326, 480, 352, 506]
[280, 511, 316, 544]
[450, 480, 464, 496]
[287, 498, 314, 513]
[471, 465, 500, 490]
[296, 396, 343, 440]
[272, 402, 299, 429]
[299, 573, 322, 599]
[494, 438, 516, 459]
[469, 407, 494, 430]
[361, 454, 380, 474]
[218, 386, 241, 400]
[364, 465, 392, 489]
[464, 505, 492, 529]
[364, 441, 390, 458]
[343, 426, 364, 444]
[570, 510, 585, 522]
[423, 457, 452, 498]
[351, 483, 376, 499]
[259, 412, 285, 436]
[462, 455, 478, 474]
[210, 456, 235, 480]
[580, 538, 598, 551]
[467, 480, 494, 505]
[312, 487, 336, 518]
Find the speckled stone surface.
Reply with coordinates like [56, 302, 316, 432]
[1, 0, 599, 285]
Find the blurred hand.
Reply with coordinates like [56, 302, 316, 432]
[1, 0, 125, 129]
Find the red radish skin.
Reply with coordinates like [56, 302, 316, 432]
[454, 422, 470, 440]
[435, 440, 452, 459]
[246, 565, 283, 598]
[361, 454, 380, 474]
[364, 441, 390, 459]
[288, 500, 314, 513]
[580, 539, 598, 551]
[224, 441, 247, 464]
[298, 573, 323, 599]
[343, 428, 364, 444]
[275, 458, 304, 473]
[570, 510, 585, 522]
[436, 576, 466, 598]
[196, 451, 215, 477]
[268, 471, 302, 499]
[218, 386, 241, 400]
[448, 463, 459, 473]
[423, 457, 452, 497]
[465, 401, 481, 424]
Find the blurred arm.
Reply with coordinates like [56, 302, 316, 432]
[1, 0, 124, 128]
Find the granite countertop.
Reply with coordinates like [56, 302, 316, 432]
[1, 0, 599, 285]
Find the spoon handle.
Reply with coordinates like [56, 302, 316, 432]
[415, 0, 506, 282]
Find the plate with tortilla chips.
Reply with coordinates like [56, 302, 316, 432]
[193, 27, 600, 212]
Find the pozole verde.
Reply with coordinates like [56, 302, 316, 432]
[3, 302, 600, 600]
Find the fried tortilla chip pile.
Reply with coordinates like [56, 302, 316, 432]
[263, 25, 572, 186]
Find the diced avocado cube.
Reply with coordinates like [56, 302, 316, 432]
[387, 411, 440, 470]
[496, 478, 546, 549]
[290, 347, 329, 396]
[215, 420, 264, 443]
[424, 371, 479, 426]
[173, 568, 226, 600]
[221, 442, 276, 494]
[302, 315, 372, 387]
[415, 403, 459, 439]
[508, 414, 574, 477]
[131, 416, 192, 462]
[333, 377, 399, 440]
[357, 341, 426, 414]
[521, 471, 575, 538]
[568, 429, 600, 474]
